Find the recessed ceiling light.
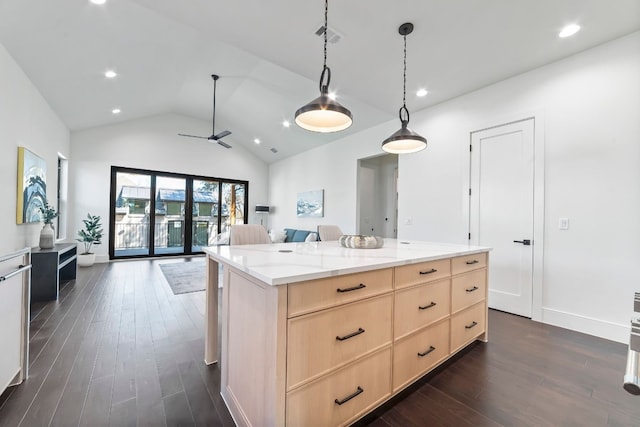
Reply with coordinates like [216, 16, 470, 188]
[559, 24, 580, 38]
[111, 108, 121, 114]
[416, 88, 428, 97]
[328, 92, 337, 100]
[282, 120, 290, 128]
[104, 70, 117, 78]
[90, 0, 107, 4]
[254, 138, 261, 144]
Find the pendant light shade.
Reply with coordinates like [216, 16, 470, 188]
[382, 23, 427, 154]
[381, 114, 427, 153]
[295, 67, 352, 132]
[295, 91, 353, 132]
[295, 0, 353, 133]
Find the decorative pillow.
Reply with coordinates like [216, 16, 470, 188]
[269, 229, 287, 243]
[304, 232, 318, 242]
[284, 228, 297, 242]
[291, 230, 311, 242]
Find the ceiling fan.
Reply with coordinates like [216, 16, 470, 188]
[179, 74, 232, 148]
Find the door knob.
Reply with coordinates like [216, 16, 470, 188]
[513, 239, 531, 246]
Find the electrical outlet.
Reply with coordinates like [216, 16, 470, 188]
[559, 218, 569, 230]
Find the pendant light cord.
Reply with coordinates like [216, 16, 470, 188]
[319, 0, 331, 92]
[323, 0, 328, 70]
[400, 33, 410, 124]
[403, 33, 407, 109]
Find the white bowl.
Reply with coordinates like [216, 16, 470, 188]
[338, 235, 384, 249]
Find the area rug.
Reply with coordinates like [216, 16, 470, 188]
[159, 260, 206, 295]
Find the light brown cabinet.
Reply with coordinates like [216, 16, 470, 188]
[286, 348, 392, 427]
[218, 252, 489, 427]
[393, 318, 450, 391]
[394, 278, 450, 340]
[287, 293, 393, 390]
[451, 301, 487, 353]
[451, 268, 486, 314]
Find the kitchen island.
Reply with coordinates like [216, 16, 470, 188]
[203, 239, 490, 427]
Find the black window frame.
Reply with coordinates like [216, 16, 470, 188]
[109, 166, 249, 260]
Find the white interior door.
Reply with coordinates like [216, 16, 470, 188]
[470, 119, 534, 317]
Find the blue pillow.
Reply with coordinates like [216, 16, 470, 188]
[284, 228, 297, 242]
[292, 230, 311, 242]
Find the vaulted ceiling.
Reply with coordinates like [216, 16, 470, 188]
[1, 0, 639, 163]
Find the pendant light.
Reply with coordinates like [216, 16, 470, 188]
[295, 0, 353, 133]
[382, 23, 427, 154]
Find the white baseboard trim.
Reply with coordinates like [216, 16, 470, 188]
[541, 307, 630, 344]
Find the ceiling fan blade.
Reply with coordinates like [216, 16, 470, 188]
[213, 130, 231, 140]
[178, 133, 209, 139]
[217, 140, 232, 149]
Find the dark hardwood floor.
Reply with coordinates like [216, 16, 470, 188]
[0, 258, 637, 426]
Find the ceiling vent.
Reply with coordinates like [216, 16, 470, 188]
[315, 25, 342, 44]
[270, 148, 279, 154]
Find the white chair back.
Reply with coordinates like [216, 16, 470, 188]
[317, 225, 343, 241]
[230, 224, 271, 245]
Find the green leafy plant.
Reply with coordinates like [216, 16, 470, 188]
[38, 200, 58, 225]
[76, 213, 103, 254]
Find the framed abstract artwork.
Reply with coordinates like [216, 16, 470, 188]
[16, 147, 47, 224]
[296, 189, 324, 217]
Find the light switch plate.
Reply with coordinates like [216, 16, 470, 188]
[559, 218, 569, 230]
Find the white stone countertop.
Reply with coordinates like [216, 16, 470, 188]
[203, 239, 491, 286]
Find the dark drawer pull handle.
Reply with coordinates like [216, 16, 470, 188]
[336, 328, 365, 341]
[419, 301, 437, 310]
[334, 386, 364, 405]
[418, 346, 436, 357]
[465, 321, 478, 329]
[419, 268, 437, 275]
[466, 260, 479, 265]
[466, 286, 479, 293]
[337, 284, 366, 293]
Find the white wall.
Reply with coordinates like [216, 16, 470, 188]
[269, 32, 640, 343]
[0, 43, 70, 256]
[269, 121, 397, 235]
[70, 113, 269, 261]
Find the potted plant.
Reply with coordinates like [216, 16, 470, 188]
[38, 201, 58, 249]
[76, 213, 103, 267]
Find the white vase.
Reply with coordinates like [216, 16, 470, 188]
[77, 253, 96, 267]
[39, 223, 55, 249]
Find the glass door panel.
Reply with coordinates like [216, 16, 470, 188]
[192, 179, 219, 252]
[221, 182, 246, 235]
[155, 176, 186, 255]
[114, 172, 151, 257]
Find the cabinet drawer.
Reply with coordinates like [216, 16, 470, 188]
[287, 294, 393, 390]
[288, 268, 393, 318]
[450, 301, 486, 353]
[287, 348, 391, 427]
[393, 319, 450, 392]
[395, 258, 451, 290]
[394, 278, 450, 339]
[451, 269, 486, 314]
[451, 252, 487, 276]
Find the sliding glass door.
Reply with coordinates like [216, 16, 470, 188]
[110, 167, 248, 259]
[155, 175, 187, 255]
[113, 171, 151, 257]
[192, 179, 219, 252]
